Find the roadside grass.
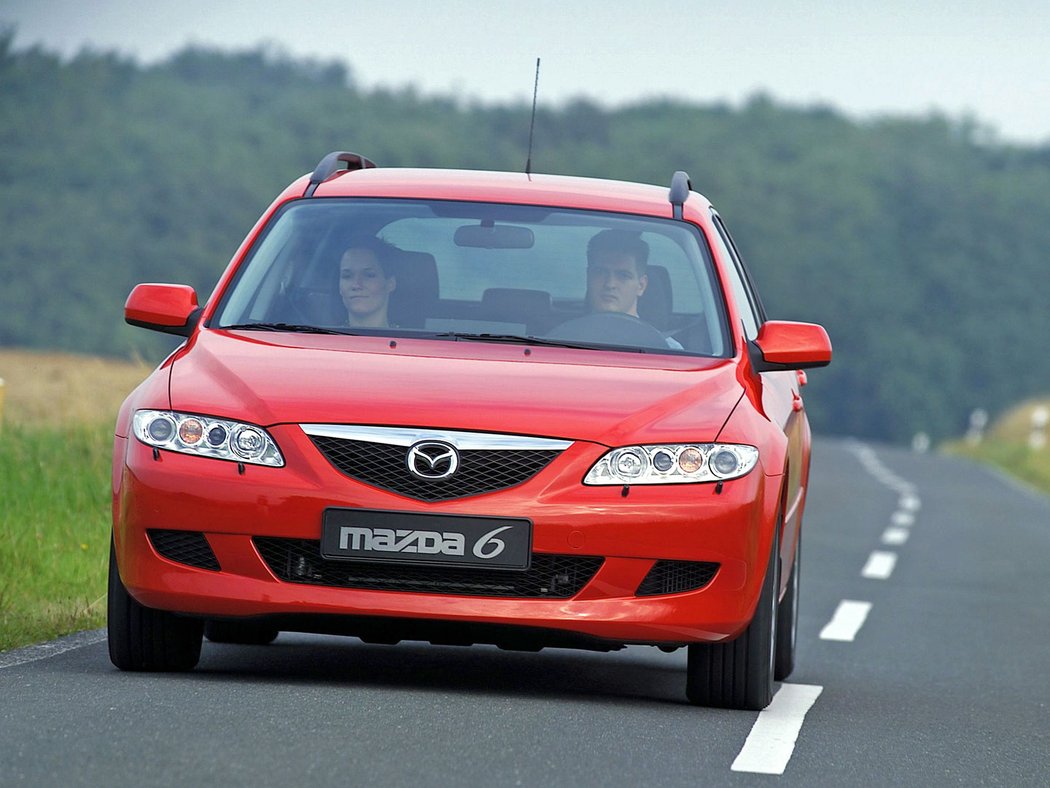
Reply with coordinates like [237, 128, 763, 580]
[0, 349, 149, 652]
[0, 424, 113, 651]
[943, 398, 1050, 495]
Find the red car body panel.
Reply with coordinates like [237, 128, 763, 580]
[113, 166, 824, 650]
[166, 331, 744, 445]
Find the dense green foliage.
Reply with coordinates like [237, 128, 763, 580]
[0, 423, 111, 651]
[2, 32, 1049, 442]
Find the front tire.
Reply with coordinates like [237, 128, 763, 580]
[686, 534, 779, 710]
[775, 535, 800, 680]
[107, 536, 204, 671]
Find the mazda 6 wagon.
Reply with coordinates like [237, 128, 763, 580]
[109, 151, 831, 710]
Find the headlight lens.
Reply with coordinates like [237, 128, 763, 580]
[133, 410, 284, 467]
[583, 443, 758, 485]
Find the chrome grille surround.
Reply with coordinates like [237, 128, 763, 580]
[302, 425, 571, 502]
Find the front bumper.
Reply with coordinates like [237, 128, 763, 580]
[113, 425, 781, 645]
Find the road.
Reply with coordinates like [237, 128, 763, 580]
[2, 439, 1048, 786]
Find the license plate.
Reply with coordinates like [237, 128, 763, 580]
[320, 509, 532, 570]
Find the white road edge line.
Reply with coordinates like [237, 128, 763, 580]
[844, 441, 917, 496]
[861, 550, 897, 579]
[0, 629, 106, 670]
[881, 526, 910, 546]
[819, 600, 873, 641]
[731, 683, 824, 775]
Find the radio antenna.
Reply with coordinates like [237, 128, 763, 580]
[525, 58, 540, 176]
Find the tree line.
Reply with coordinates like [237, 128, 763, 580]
[2, 31, 1049, 443]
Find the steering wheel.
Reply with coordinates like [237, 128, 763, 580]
[547, 311, 670, 349]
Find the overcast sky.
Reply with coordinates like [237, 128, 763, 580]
[4, 0, 1049, 144]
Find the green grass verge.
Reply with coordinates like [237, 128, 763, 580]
[945, 440, 1050, 495]
[0, 423, 112, 652]
[942, 399, 1050, 497]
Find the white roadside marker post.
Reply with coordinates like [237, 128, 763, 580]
[1029, 406, 1048, 451]
[966, 408, 988, 446]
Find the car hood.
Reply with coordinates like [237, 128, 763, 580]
[168, 330, 745, 445]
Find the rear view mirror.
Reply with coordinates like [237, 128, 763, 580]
[454, 222, 535, 249]
[751, 320, 832, 371]
[125, 283, 201, 337]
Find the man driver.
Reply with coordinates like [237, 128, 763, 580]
[585, 229, 682, 349]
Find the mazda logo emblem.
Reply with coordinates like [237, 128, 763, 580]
[406, 441, 460, 480]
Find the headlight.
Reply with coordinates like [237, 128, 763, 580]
[583, 443, 758, 485]
[133, 410, 284, 467]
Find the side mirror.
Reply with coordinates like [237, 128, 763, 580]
[751, 320, 832, 372]
[125, 283, 202, 337]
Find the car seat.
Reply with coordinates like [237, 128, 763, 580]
[638, 265, 672, 330]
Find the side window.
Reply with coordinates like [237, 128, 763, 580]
[709, 215, 761, 340]
[714, 215, 767, 321]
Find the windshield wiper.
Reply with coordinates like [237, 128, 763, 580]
[220, 322, 354, 335]
[428, 332, 644, 352]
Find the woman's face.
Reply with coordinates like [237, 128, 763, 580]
[339, 248, 396, 326]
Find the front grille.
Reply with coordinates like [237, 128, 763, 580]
[254, 537, 602, 598]
[148, 529, 220, 571]
[309, 436, 561, 501]
[635, 560, 719, 596]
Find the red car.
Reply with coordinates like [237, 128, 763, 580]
[109, 152, 831, 710]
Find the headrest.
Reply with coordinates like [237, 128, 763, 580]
[638, 265, 672, 329]
[387, 250, 438, 328]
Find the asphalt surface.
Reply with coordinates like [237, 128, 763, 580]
[2, 438, 1048, 786]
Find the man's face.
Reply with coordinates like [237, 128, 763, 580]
[587, 251, 647, 316]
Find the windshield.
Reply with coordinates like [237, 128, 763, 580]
[211, 199, 731, 356]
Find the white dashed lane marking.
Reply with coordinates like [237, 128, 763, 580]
[819, 600, 873, 642]
[881, 526, 910, 546]
[890, 510, 915, 527]
[731, 684, 824, 774]
[898, 493, 922, 512]
[861, 550, 898, 579]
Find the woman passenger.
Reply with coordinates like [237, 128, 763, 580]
[339, 238, 398, 328]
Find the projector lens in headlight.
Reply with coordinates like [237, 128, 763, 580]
[652, 450, 675, 473]
[710, 449, 742, 478]
[206, 425, 228, 447]
[146, 415, 176, 443]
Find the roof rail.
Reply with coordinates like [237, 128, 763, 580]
[668, 170, 692, 220]
[304, 151, 377, 197]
